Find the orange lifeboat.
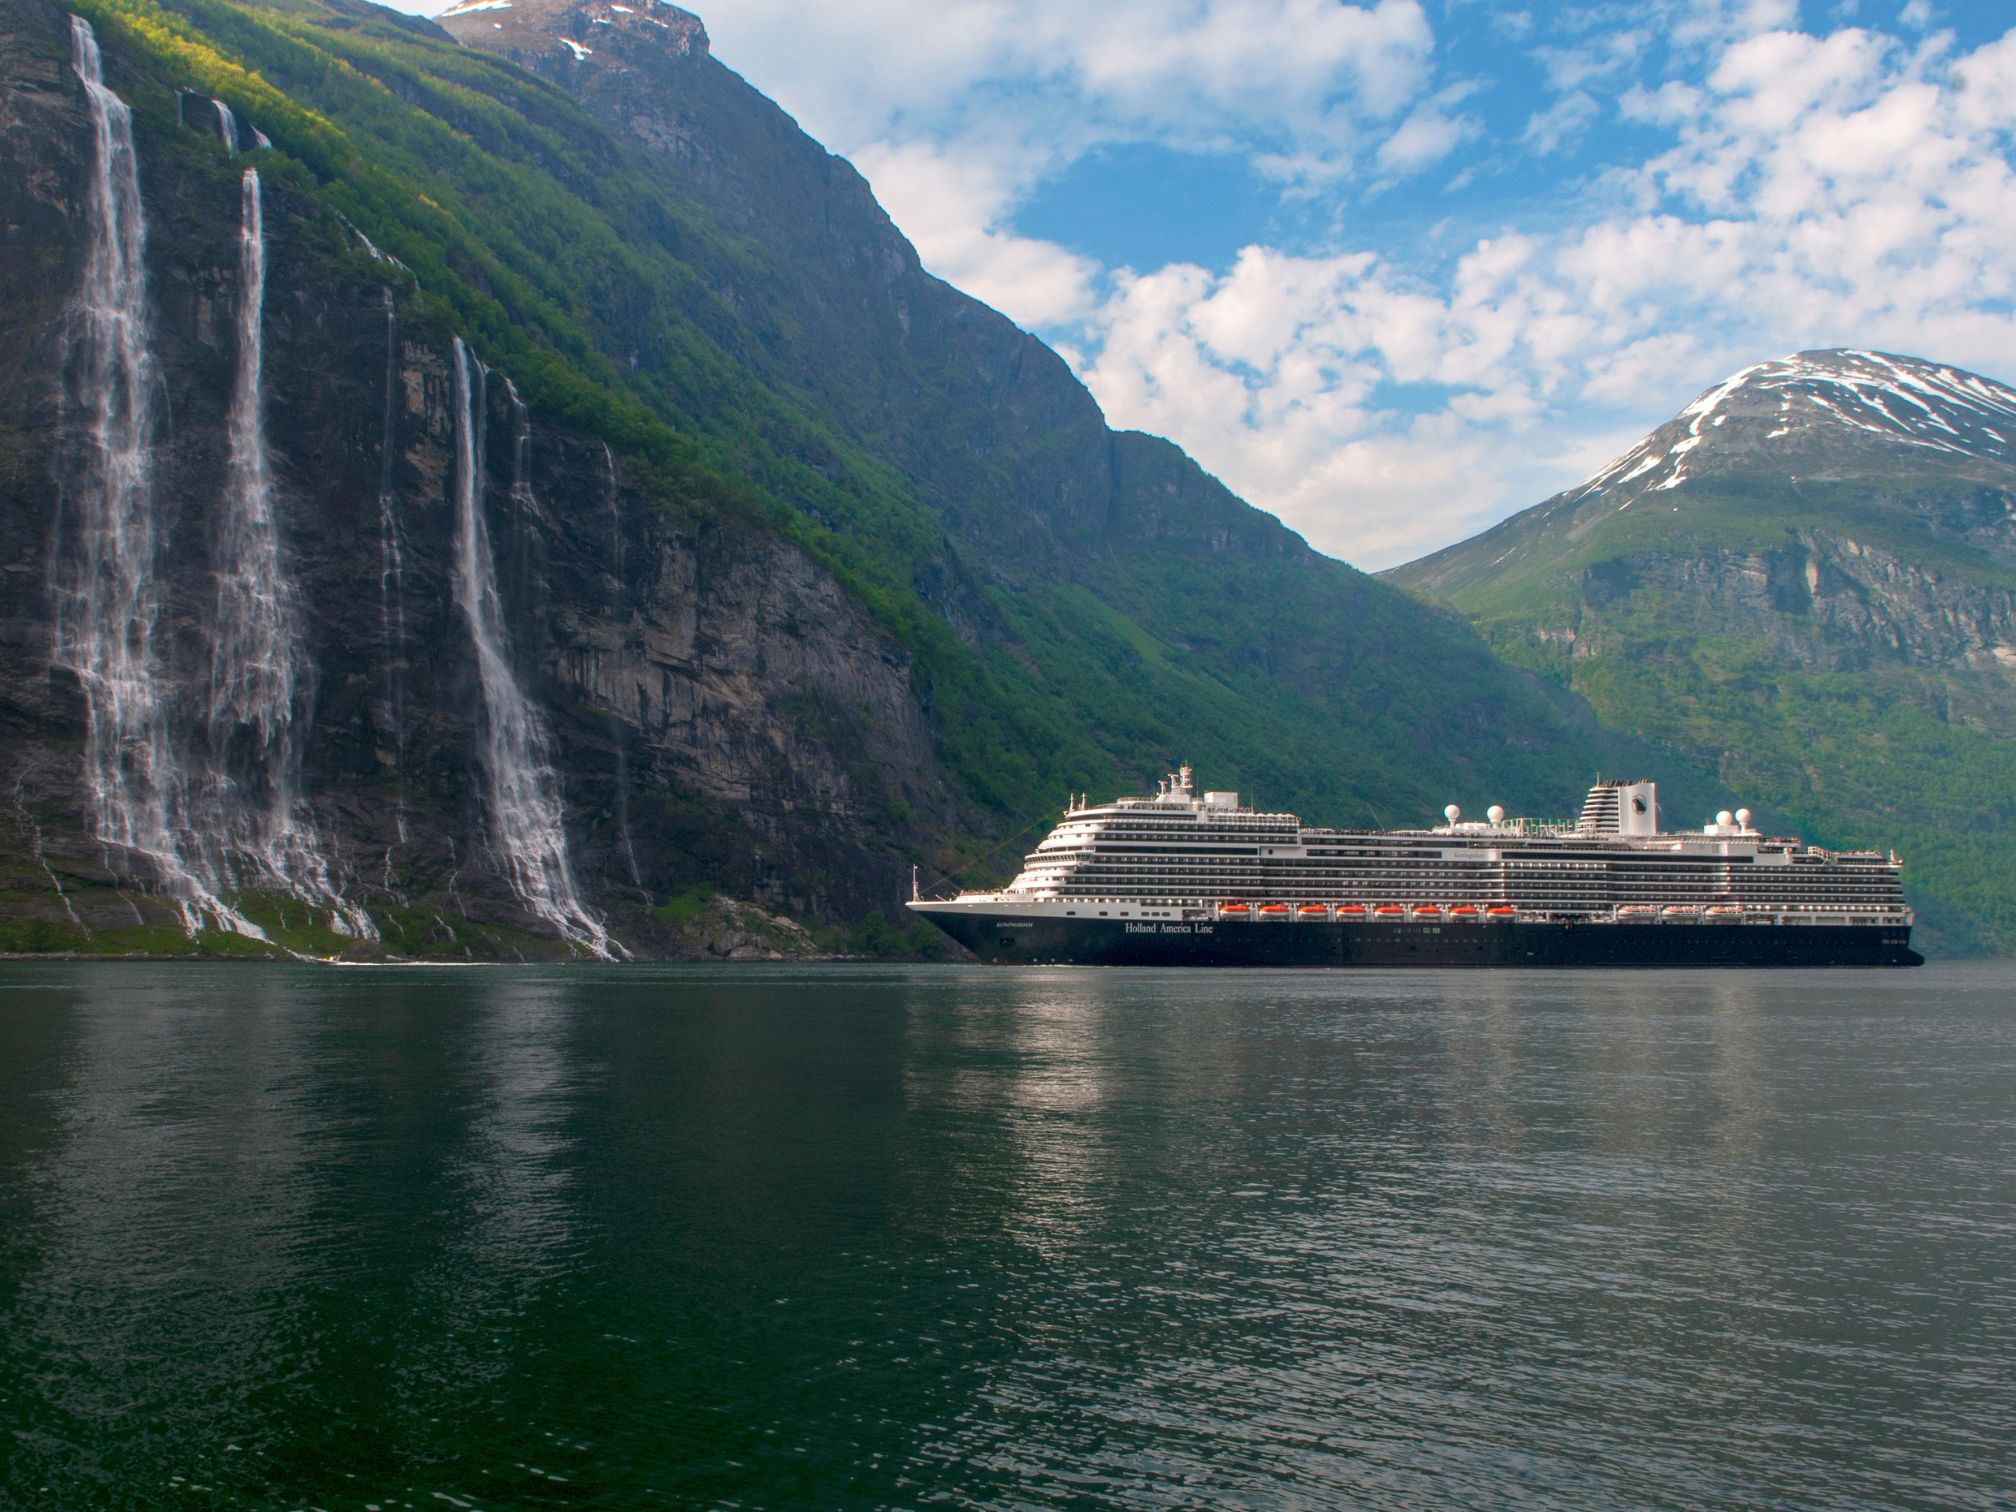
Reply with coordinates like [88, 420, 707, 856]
[1449, 905, 1479, 918]
[1486, 905, 1517, 917]
[1373, 904, 1404, 918]
[1335, 904, 1367, 917]
[1218, 902, 1250, 917]
[1258, 902, 1290, 916]
[1298, 903, 1329, 917]
[1411, 904, 1441, 917]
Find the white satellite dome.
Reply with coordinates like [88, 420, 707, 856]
[1487, 804, 1505, 824]
[1717, 810, 1735, 826]
[1444, 804, 1461, 822]
[1736, 808, 1752, 828]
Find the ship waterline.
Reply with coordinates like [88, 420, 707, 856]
[911, 768, 1920, 967]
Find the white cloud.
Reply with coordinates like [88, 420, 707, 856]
[691, 0, 1438, 175]
[850, 140, 1101, 327]
[1375, 84, 1480, 173]
[1522, 90, 1600, 154]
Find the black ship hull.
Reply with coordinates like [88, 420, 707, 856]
[919, 911, 1923, 968]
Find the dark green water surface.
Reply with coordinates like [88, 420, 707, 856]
[1, 962, 2011, 1509]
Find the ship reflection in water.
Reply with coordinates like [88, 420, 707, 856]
[1, 962, 2008, 1508]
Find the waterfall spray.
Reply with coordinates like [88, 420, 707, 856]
[52, 16, 253, 936]
[207, 167, 371, 937]
[451, 339, 614, 957]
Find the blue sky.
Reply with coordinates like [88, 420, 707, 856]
[397, 0, 2016, 568]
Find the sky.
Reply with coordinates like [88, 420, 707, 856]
[391, 0, 2016, 570]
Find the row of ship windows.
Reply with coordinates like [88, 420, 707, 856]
[1033, 873, 1903, 888]
[1056, 842, 1854, 862]
[1022, 883, 1906, 901]
[1044, 842, 1875, 866]
[1040, 897, 1909, 915]
[1034, 869, 1900, 885]
[1031, 858, 1895, 875]
[1040, 862, 1903, 874]
[1034, 857, 1892, 874]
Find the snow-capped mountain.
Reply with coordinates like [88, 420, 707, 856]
[1392, 349, 2016, 596]
[1569, 350, 2016, 504]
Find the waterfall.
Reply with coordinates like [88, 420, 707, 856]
[205, 168, 371, 938]
[211, 97, 237, 155]
[52, 16, 258, 937]
[451, 339, 613, 957]
[603, 443, 643, 892]
[376, 291, 408, 856]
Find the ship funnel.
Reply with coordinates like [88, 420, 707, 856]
[1578, 779, 1659, 836]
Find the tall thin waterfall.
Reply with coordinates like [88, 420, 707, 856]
[52, 16, 247, 936]
[211, 97, 238, 154]
[603, 442, 643, 892]
[451, 340, 613, 957]
[376, 291, 407, 853]
[206, 168, 370, 937]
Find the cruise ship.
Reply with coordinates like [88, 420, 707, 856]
[908, 768, 1920, 967]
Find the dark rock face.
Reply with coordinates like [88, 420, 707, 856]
[0, 0, 951, 954]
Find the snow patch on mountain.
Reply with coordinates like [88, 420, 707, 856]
[1567, 350, 2016, 505]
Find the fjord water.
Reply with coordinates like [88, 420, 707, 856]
[1, 965, 2009, 1509]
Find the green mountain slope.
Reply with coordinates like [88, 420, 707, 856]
[1389, 350, 2016, 954]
